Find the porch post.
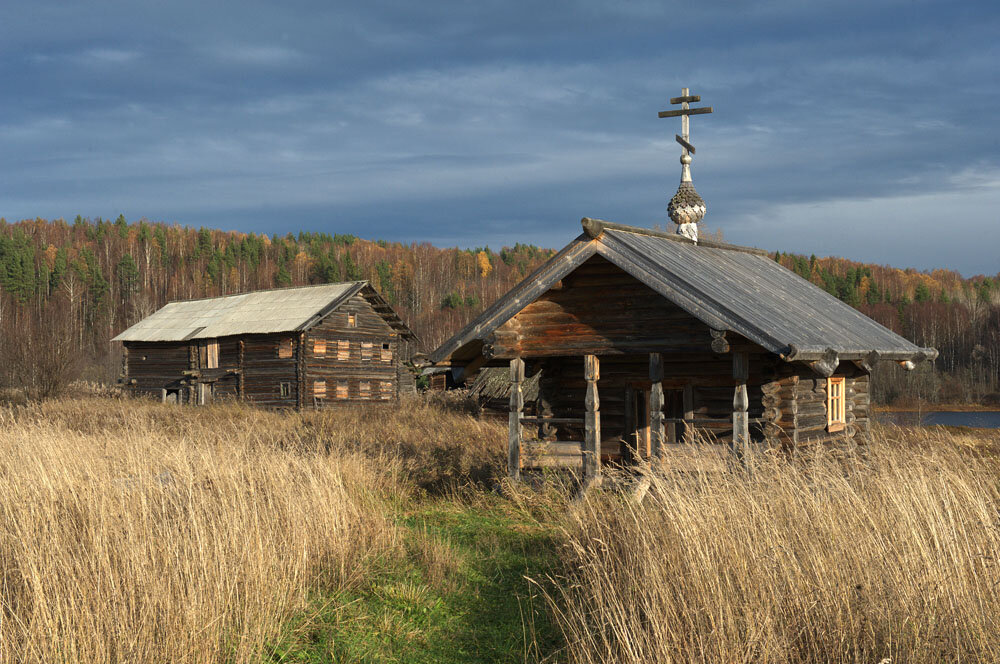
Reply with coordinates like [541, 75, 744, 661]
[508, 357, 524, 481]
[733, 351, 750, 459]
[649, 352, 665, 459]
[583, 355, 601, 482]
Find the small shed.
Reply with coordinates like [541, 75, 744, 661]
[112, 282, 416, 408]
[430, 218, 937, 481]
[468, 367, 541, 412]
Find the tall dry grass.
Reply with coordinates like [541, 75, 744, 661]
[550, 426, 1000, 663]
[0, 397, 422, 663]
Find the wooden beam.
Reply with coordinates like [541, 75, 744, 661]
[710, 328, 730, 354]
[807, 348, 840, 378]
[657, 106, 713, 118]
[583, 355, 601, 482]
[852, 350, 880, 373]
[508, 358, 524, 482]
[733, 352, 750, 460]
[675, 134, 696, 154]
[649, 352, 665, 459]
[669, 94, 701, 104]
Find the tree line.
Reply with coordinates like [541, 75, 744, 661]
[0, 215, 995, 404]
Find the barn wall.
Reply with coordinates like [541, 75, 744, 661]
[123, 341, 190, 399]
[303, 293, 400, 407]
[240, 333, 300, 408]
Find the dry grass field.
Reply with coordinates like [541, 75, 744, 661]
[550, 426, 1000, 663]
[0, 394, 997, 663]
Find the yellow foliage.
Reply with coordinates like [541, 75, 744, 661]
[476, 251, 492, 278]
[43, 244, 58, 270]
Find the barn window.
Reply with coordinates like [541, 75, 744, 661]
[380, 381, 393, 400]
[347, 313, 357, 328]
[277, 338, 293, 359]
[336, 381, 348, 399]
[827, 376, 846, 432]
[361, 342, 373, 361]
[381, 343, 392, 362]
[202, 340, 219, 369]
[337, 340, 350, 360]
[280, 382, 291, 398]
[359, 381, 371, 399]
[314, 339, 326, 357]
[314, 380, 326, 398]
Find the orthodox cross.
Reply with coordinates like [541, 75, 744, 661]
[659, 88, 713, 240]
[658, 87, 713, 159]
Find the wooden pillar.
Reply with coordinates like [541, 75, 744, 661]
[583, 355, 601, 481]
[649, 352, 665, 459]
[508, 358, 525, 481]
[238, 340, 245, 400]
[733, 351, 750, 459]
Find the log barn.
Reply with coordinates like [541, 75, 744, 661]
[112, 282, 416, 408]
[429, 217, 938, 481]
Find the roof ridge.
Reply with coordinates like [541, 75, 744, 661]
[166, 280, 368, 305]
[580, 217, 770, 257]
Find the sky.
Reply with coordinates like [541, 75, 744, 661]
[1, 1, 998, 276]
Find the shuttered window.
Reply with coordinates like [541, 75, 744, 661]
[314, 339, 326, 357]
[380, 381, 393, 400]
[203, 340, 219, 369]
[336, 381, 348, 399]
[361, 342, 373, 361]
[277, 338, 293, 359]
[359, 381, 371, 399]
[347, 313, 357, 328]
[337, 340, 350, 360]
[280, 382, 291, 398]
[827, 376, 846, 432]
[381, 343, 392, 362]
[314, 380, 326, 398]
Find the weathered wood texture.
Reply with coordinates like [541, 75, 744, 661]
[488, 256, 759, 359]
[302, 293, 401, 408]
[508, 358, 524, 480]
[122, 293, 411, 409]
[760, 364, 870, 450]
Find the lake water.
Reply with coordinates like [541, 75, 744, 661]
[875, 411, 1000, 429]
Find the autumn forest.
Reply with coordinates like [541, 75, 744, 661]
[0, 215, 997, 405]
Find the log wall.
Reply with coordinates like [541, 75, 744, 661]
[123, 341, 190, 400]
[303, 293, 400, 407]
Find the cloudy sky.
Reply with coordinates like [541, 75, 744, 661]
[1, 1, 998, 275]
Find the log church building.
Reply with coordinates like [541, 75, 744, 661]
[429, 89, 937, 482]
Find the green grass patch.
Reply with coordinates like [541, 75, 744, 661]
[267, 496, 563, 663]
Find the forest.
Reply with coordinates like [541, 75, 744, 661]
[0, 215, 997, 405]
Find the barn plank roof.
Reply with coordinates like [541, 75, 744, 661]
[112, 282, 414, 342]
[431, 218, 936, 365]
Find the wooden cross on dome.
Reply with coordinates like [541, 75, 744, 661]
[658, 87, 713, 158]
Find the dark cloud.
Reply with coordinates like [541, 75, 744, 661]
[1, 0, 998, 275]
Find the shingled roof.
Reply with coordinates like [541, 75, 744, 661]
[113, 282, 414, 342]
[431, 218, 936, 366]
